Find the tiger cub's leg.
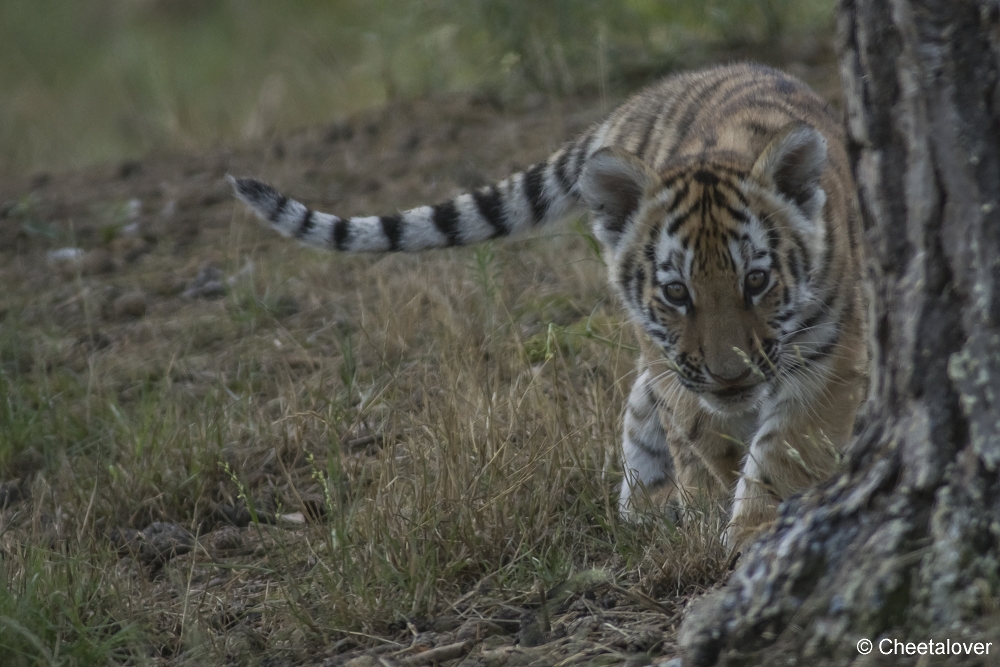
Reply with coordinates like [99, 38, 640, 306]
[726, 442, 784, 553]
[618, 368, 676, 519]
[726, 387, 853, 553]
[620, 365, 742, 521]
[727, 438, 833, 553]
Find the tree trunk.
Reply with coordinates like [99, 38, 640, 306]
[677, 0, 1000, 664]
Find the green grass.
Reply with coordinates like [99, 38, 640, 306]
[0, 546, 138, 667]
[1, 0, 835, 175]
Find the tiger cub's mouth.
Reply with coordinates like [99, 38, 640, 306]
[699, 382, 766, 415]
[713, 385, 757, 399]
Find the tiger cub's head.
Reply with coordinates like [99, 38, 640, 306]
[581, 124, 830, 415]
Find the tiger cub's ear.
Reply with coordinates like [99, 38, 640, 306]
[752, 123, 828, 220]
[580, 147, 660, 250]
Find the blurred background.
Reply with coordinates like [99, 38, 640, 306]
[1, 0, 837, 177]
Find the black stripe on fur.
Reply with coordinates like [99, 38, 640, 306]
[522, 162, 548, 224]
[271, 196, 289, 223]
[332, 218, 349, 250]
[472, 186, 508, 237]
[381, 214, 404, 251]
[554, 147, 575, 194]
[433, 201, 462, 246]
[296, 209, 314, 239]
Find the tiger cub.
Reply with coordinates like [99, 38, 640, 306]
[231, 62, 868, 553]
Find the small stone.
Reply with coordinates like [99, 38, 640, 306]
[279, 512, 306, 525]
[112, 290, 148, 319]
[205, 526, 246, 555]
[47, 247, 85, 266]
[111, 521, 193, 567]
[183, 263, 226, 299]
[141, 523, 192, 564]
[126, 198, 142, 220]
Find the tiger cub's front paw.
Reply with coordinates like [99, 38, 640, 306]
[723, 478, 779, 555]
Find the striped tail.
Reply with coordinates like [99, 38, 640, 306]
[228, 134, 600, 253]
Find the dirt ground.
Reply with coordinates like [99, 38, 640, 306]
[0, 55, 841, 666]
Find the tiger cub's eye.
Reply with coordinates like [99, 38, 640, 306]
[663, 282, 690, 305]
[745, 269, 770, 296]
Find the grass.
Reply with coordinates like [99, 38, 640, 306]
[0, 545, 139, 667]
[0, 2, 841, 663]
[0, 228, 732, 664]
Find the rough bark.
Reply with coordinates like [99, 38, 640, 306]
[677, 0, 1000, 664]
